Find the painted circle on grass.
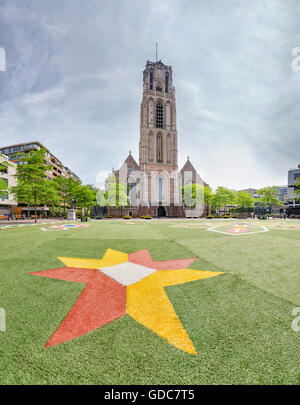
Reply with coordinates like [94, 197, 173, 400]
[41, 224, 89, 231]
[226, 227, 249, 234]
[207, 223, 268, 236]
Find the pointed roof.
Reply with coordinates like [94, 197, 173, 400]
[124, 152, 140, 171]
[114, 152, 140, 181]
[180, 158, 209, 187]
[180, 156, 196, 173]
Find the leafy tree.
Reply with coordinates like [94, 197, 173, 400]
[0, 153, 13, 173]
[204, 186, 213, 215]
[235, 191, 254, 215]
[11, 149, 52, 223]
[211, 186, 236, 215]
[181, 183, 204, 208]
[96, 175, 129, 217]
[293, 177, 300, 200]
[41, 181, 61, 218]
[10, 182, 34, 218]
[0, 178, 8, 198]
[257, 186, 281, 213]
[75, 184, 97, 217]
[181, 184, 213, 216]
[85, 185, 97, 215]
[100, 175, 129, 208]
[53, 176, 79, 217]
[0, 153, 13, 200]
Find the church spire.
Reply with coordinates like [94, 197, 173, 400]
[139, 59, 178, 170]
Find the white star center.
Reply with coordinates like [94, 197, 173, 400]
[99, 262, 156, 286]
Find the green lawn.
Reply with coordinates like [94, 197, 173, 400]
[0, 219, 299, 384]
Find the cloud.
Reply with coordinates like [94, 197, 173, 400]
[0, 0, 299, 190]
[21, 86, 65, 104]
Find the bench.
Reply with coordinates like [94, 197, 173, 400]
[31, 215, 38, 219]
[15, 215, 23, 220]
[0, 215, 9, 220]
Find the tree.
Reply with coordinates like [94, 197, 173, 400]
[104, 176, 128, 207]
[293, 177, 300, 200]
[211, 186, 236, 215]
[235, 191, 254, 215]
[10, 182, 34, 218]
[257, 186, 281, 213]
[0, 153, 13, 201]
[204, 186, 213, 215]
[11, 149, 52, 223]
[0, 178, 8, 198]
[0, 153, 13, 173]
[96, 175, 129, 217]
[53, 176, 79, 218]
[75, 184, 97, 217]
[181, 183, 204, 208]
[181, 183, 213, 215]
[41, 181, 61, 218]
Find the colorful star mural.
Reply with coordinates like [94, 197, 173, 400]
[41, 224, 89, 231]
[30, 249, 224, 354]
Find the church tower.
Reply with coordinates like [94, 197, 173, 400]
[112, 57, 207, 218]
[139, 60, 178, 174]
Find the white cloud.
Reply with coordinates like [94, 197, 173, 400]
[0, 0, 299, 190]
[22, 86, 65, 104]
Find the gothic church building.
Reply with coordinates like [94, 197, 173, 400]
[112, 59, 207, 217]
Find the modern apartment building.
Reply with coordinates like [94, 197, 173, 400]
[238, 188, 260, 199]
[0, 142, 80, 218]
[0, 142, 80, 182]
[287, 164, 300, 205]
[0, 154, 17, 216]
[277, 185, 288, 203]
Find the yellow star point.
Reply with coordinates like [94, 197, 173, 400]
[127, 269, 224, 354]
[58, 249, 128, 269]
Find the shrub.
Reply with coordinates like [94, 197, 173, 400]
[143, 215, 152, 219]
[123, 215, 131, 219]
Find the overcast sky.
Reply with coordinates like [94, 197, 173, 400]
[0, 0, 299, 190]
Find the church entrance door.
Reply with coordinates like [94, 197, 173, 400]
[157, 206, 166, 217]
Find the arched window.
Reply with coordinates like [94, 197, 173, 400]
[156, 101, 163, 129]
[127, 177, 135, 192]
[157, 133, 163, 163]
[127, 177, 137, 206]
[165, 72, 169, 93]
[167, 134, 171, 162]
[156, 175, 164, 202]
[150, 69, 153, 90]
[159, 177, 163, 201]
[148, 132, 154, 161]
[127, 166, 133, 174]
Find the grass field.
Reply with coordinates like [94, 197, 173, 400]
[0, 218, 299, 385]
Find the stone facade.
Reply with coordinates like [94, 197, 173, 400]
[139, 60, 178, 172]
[112, 59, 207, 218]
